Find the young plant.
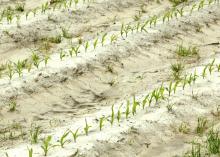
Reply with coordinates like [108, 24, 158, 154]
[84, 41, 89, 52]
[142, 94, 149, 109]
[84, 118, 91, 136]
[216, 64, 220, 72]
[31, 53, 41, 69]
[71, 45, 80, 56]
[120, 23, 125, 37]
[132, 96, 139, 115]
[99, 116, 105, 131]
[27, 147, 33, 157]
[173, 80, 180, 94]
[208, 59, 215, 75]
[125, 100, 130, 119]
[110, 104, 115, 125]
[93, 38, 98, 49]
[44, 55, 50, 66]
[6, 62, 14, 80]
[202, 64, 208, 79]
[41, 135, 53, 156]
[117, 104, 123, 123]
[101, 33, 107, 46]
[110, 34, 117, 44]
[58, 130, 69, 148]
[59, 50, 66, 61]
[70, 128, 79, 142]
[167, 81, 173, 97]
[206, 129, 220, 154]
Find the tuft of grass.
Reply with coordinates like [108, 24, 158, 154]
[171, 63, 184, 80]
[179, 122, 190, 134]
[206, 129, 220, 154]
[30, 125, 41, 144]
[196, 117, 208, 134]
[8, 100, 17, 112]
[175, 45, 199, 57]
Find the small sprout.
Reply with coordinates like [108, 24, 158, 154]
[202, 64, 209, 79]
[206, 129, 220, 154]
[110, 34, 117, 44]
[166, 103, 173, 112]
[27, 147, 33, 157]
[101, 33, 107, 46]
[84, 118, 91, 136]
[31, 53, 41, 69]
[171, 63, 184, 80]
[84, 41, 89, 52]
[125, 100, 130, 119]
[71, 45, 80, 56]
[173, 80, 179, 94]
[93, 38, 98, 49]
[59, 50, 66, 61]
[117, 104, 123, 123]
[142, 94, 149, 109]
[44, 55, 50, 66]
[58, 130, 69, 148]
[70, 128, 79, 142]
[110, 105, 115, 125]
[120, 23, 125, 37]
[216, 64, 220, 72]
[167, 81, 173, 97]
[208, 59, 215, 74]
[132, 96, 139, 115]
[99, 116, 105, 131]
[6, 62, 14, 80]
[41, 135, 53, 156]
[182, 75, 188, 90]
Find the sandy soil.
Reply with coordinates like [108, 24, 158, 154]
[0, 0, 220, 156]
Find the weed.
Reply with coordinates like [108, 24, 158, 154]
[8, 101, 16, 112]
[175, 45, 199, 57]
[171, 63, 184, 80]
[196, 117, 208, 134]
[206, 129, 220, 154]
[179, 122, 190, 134]
[30, 125, 41, 144]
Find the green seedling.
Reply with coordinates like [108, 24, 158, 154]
[101, 33, 107, 46]
[132, 96, 139, 115]
[74, 0, 79, 8]
[93, 38, 98, 49]
[142, 94, 149, 109]
[6, 62, 14, 80]
[216, 64, 220, 72]
[58, 131, 69, 148]
[59, 50, 66, 60]
[182, 75, 188, 90]
[110, 34, 117, 44]
[120, 23, 125, 37]
[84, 118, 91, 136]
[71, 45, 80, 56]
[208, 59, 215, 74]
[173, 80, 180, 94]
[125, 100, 130, 119]
[117, 104, 123, 123]
[44, 55, 50, 66]
[179, 122, 190, 134]
[31, 53, 41, 69]
[70, 128, 79, 142]
[141, 20, 149, 32]
[84, 41, 89, 52]
[110, 105, 115, 125]
[41, 135, 52, 156]
[167, 81, 173, 96]
[198, 0, 205, 10]
[99, 116, 105, 131]
[202, 64, 208, 79]
[27, 147, 33, 157]
[190, 3, 197, 15]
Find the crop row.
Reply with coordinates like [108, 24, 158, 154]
[0, 0, 217, 81]
[3, 58, 220, 157]
[0, 0, 95, 25]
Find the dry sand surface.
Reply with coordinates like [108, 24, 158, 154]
[0, 0, 220, 157]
